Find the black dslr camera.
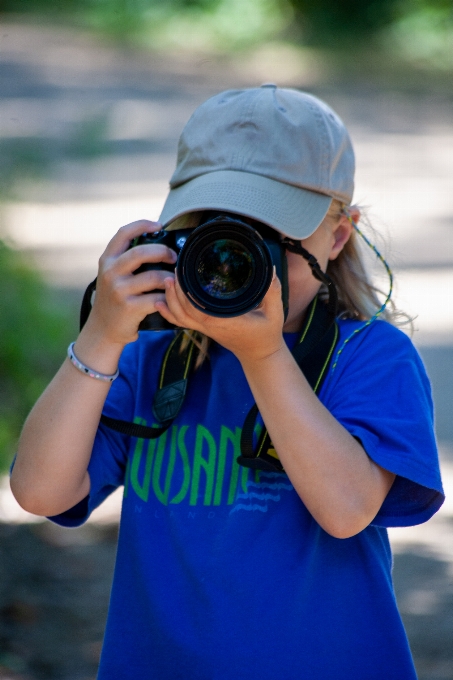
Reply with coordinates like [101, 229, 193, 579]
[131, 212, 289, 331]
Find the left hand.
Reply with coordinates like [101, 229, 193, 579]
[155, 270, 286, 363]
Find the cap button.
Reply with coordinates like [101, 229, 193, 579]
[260, 83, 277, 88]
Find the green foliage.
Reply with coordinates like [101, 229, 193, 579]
[140, 0, 291, 51]
[0, 0, 292, 49]
[383, 0, 453, 70]
[287, 0, 397, 42]
[2, 0, 452, 64]
[0, 241, 77, 471]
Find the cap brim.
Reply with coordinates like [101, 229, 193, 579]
[159, 170, 332, 239]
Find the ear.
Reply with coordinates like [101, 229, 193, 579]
[328, 207, 360, 261]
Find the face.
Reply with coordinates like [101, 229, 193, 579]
[179, 207, 356, 332]
[282, 209, 357, 332]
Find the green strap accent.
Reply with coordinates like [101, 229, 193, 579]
[313, 322, 338, 393]
[252, 322, 338, 472]
[298, 295, 317, 345]
[238, 297, 339, 472]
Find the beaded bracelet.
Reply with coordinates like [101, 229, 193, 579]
[67, 342, 119, 383]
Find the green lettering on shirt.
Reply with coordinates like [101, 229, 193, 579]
[152, 430, 171, 505]
[130, 418, 156, 502]
[170, 425, 191, 504]
[190, 425, 216, 506]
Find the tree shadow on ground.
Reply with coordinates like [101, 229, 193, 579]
[1, 521, 453, 680]
[0, 522, 117, 680]
[393, 542, 453, 680]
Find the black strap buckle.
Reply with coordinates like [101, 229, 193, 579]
[100, 331, 200, 440]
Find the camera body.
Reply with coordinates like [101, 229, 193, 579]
[132, 227, 193, 331]
[131, 213, 289, 331]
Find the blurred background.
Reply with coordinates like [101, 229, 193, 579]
[0, 1, 452, 678]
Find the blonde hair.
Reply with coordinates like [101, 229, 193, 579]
[323, 200, 394, 323]
[174, 203, 406, 366]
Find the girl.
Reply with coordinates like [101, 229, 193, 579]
[11, 85, 444, 679]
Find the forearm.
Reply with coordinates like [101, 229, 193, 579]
[11, 333, 124, 517]
[11, 218, 175, 517]
[240, 345, 395, 538]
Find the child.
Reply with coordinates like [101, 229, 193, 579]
[11, 85, 444, 679]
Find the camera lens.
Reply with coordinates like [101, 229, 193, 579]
[196, 239, 254, 300]
[177, 217, 275, 317]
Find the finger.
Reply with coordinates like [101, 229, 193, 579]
[247, 274, 283, 327]
[160, 277, 201, 330]
[153, 299, 181, 328]
[102, 220, 163, 259]
[113, 243, 177, 276]
[100, 291, 170, 335]
[172, 274, 212, 325]
[131, 291, 168, 317]
[154, 279, 189, 328]
[172, 273, 193, 311]
[89, 278, 168, 334]
[122, 269, 175, 296]
[264, 269, 282, 299]
[270, 268, 282, 294]
[163, 277, 190, 321]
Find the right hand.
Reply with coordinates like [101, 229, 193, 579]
[157, 269, 286, 364]
[83, 219, 177, 348]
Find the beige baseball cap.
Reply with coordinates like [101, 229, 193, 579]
[159, 84, 355, 239]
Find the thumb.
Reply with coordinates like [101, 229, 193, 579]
[270, 266, 282, 293]
[260, 266, 283, 311]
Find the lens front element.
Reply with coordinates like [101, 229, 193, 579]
[177, 217, 275, 317]
[197, 239, 254, 300]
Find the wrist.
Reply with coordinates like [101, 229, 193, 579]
[237, 339, 288, 370]
[73, 327, 126, 377]
[68, 343, 119, 383]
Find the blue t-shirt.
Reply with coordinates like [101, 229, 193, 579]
[52, 319, 444, 679]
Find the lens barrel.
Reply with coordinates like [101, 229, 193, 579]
[177, 217, 275, 317]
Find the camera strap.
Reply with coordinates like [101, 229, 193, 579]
[237, 295, 339, 472]
[80, 241, 338, 456]
[99, 331, 201, 439]
[80, 277, 97, 331]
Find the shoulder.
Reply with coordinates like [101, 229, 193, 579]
[334, 318, 423, 370]
[337, 317, 415, 352]
[324, 318, 432, 403]
[325, 320, 442, 525]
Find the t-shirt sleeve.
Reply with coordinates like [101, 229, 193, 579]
[320, 320, 444, 528]
[49, 342, 139, 528]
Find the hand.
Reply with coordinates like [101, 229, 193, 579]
[82, 220, 177, 348]
[155, 269, 287, 363]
